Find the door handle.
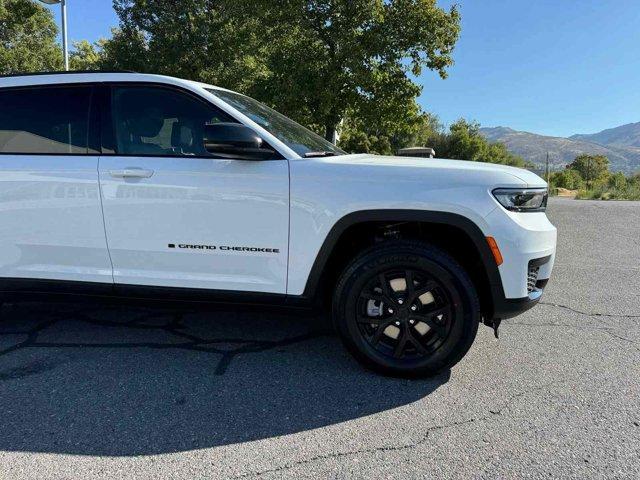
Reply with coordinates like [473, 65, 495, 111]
[109, 168, 155, 179]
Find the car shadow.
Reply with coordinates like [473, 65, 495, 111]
[0, 301, 450, 456]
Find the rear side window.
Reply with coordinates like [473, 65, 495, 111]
[111, 86, 234, 157]
[0, 86, 94, 154]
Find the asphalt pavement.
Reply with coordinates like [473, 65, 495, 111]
[0, 197, 638, 479]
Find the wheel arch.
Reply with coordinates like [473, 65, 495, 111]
[302, 210, 505, 320]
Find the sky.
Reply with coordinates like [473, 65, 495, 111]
[44, 0, 640, 138]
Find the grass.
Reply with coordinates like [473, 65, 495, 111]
[575, 185, 640, 201]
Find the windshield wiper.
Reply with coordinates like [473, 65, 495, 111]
[304, 151, 338, 158]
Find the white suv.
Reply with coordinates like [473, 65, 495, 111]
[0, 72, 556, 376]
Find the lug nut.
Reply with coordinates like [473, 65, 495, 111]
[388, 308, 394, 314]
[395, 321, 401, 326]
[410, 305, 417, 311]
[397, 299, 404, 305]
[409, 319, 415, 324]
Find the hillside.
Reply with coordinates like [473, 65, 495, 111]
[570, 122, 640, 147]
[479, 126, 640, 174]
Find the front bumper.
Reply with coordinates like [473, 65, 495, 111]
[493, 289, 544, 320]
[492, 259, 550, 320]
[484, 206, 557, 319]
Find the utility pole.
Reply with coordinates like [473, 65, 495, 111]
[545, 152, 550, 184]
[39, 0, 69, 71]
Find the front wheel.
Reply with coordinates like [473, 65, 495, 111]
[332, 241, 480, 377]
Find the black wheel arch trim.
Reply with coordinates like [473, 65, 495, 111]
[301, 209, 511, 319]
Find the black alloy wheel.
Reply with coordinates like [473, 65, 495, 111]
[333, 241, 480, 377]
[356, 269, 453, 361]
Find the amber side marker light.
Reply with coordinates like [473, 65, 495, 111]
[486, 237, 504, 266]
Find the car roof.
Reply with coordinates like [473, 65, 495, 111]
[0, 71, 224, 91]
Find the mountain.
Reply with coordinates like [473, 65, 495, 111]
[479, 126, 640, 174]
[570, 122, 640, 147]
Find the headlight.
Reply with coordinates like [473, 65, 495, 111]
[492, 188, 548, 212]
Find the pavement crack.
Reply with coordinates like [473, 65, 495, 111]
[539, 301, 640, 319]
[234, 381, 561, 478]
[0, 316, 62, 358]
[601, 330, 640, 352]
[0, 304, 330, 375]
[508, 320, 640, 353]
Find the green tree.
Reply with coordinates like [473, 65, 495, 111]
[104, 1, 460, 143]
[69, 39, 105, 71]
[550, 169, 584, 190]
[340, 116, 528, 165]
[431, 119, 526, 166]
[253, 0, 460, 141]
[0, 0, 62, 74]
[338, 125, 375, 154]
[99, 27, 148, 72]
[607, 171, 627, 190]
[567, 154, 610, 188]
[102, 1, 268, 92]
[338, 121, 393, 155]
[339, 107, 441, 155]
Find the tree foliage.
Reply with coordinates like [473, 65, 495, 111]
[252, 0, 461, 140]
[607, 171, 627, 190]
[567, 154, 610, 185]
[100, 1, 269, 92]
[550, 154, 611, 191]
[99, 0, 460, 142]
[549, 154, 640, 200]
[429, 119, 526, 166]
[339, 108, 441, 155]
[549, 168, 584, 190]
[69, 40, 105, 71]
[339, 116, 527, 166]
[0, 0, 62, 74]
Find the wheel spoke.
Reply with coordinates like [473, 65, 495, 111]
[407, 328, 429, 355]
[411, 310, 447, 337]
[393, 326, 408, 358]
[423, 305, 449, 319]
[404, 270, 415, 297]
[378, 274, 396, 304]
[371, 319, 395, 345]
[409, 280, 438, 303]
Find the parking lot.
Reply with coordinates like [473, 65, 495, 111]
[0, 197, 638, 479]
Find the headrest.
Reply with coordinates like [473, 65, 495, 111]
[171, 121, 193, 145]
[125, 109, 165, 138]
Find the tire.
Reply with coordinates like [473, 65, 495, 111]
[332, 240, 480, 377]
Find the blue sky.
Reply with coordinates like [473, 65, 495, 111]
[45, 0, 640, 138]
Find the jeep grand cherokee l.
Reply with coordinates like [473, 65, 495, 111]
[0, 72, 556, 376]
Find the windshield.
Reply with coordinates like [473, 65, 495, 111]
[207, 89, 345, 157]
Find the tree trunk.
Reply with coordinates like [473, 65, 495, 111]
[324, 124, 338, 145]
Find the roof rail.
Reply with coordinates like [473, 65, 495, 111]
[0, 70, 138, 79]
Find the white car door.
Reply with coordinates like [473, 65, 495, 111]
[0, 83, 113, 286]
[97, 84, 289, 293]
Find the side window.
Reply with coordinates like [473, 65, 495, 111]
[111, 86, 235, 157]
[0, 86, 94, 154]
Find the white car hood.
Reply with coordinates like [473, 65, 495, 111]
[315, 154, 546, 188]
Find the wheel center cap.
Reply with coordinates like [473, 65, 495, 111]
[397, 307, 409, 321]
